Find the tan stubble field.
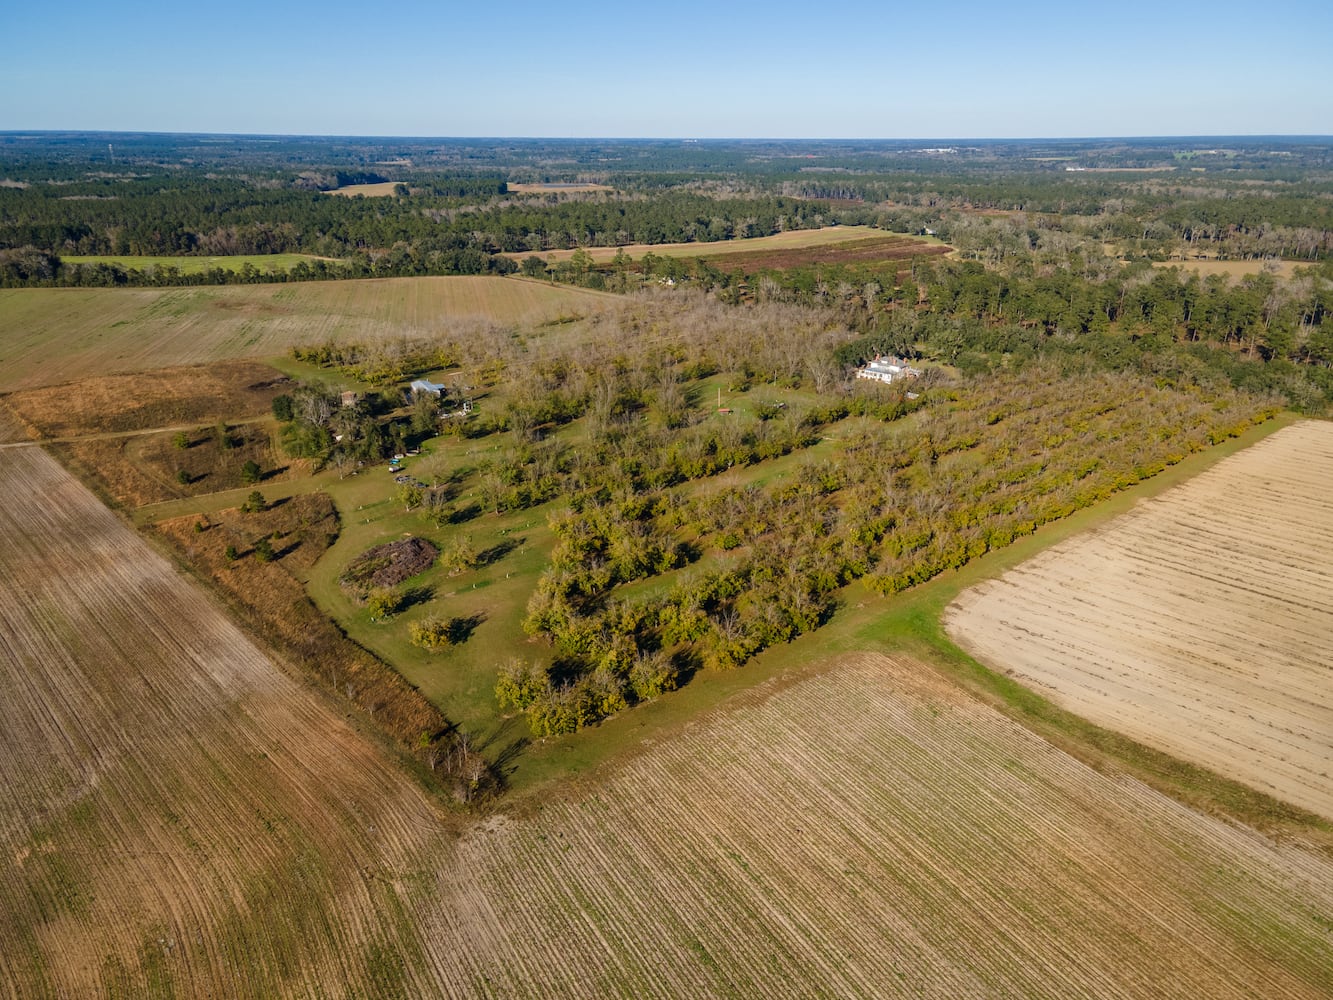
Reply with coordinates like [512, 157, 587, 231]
[946, 419, 1333, 819]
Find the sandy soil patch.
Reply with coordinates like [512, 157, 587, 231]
[323, 181, 400, 197]
[1152, 258, 1309, 282]
[946, 420, 1333, 819]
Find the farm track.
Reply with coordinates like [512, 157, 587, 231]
[946, 420, 1333, 819]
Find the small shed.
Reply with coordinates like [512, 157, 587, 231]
[410, 379, 446, 396]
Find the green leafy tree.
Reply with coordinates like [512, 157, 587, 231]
[408, 615, 454, 650]
[495, 658, 547, 711]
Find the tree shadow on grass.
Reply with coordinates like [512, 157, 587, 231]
[399, 584, 434, 611]
[448, 612, 486, 644]
[474, 722, 531, 789]
[477, 537, 522, 567]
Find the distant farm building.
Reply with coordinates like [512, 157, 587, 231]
[856, 355, 922, 385]
[340, 391, 360, 408]
[410, 379, 446, 396]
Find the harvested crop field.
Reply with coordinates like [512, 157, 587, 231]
[946, 420, 1333, 820]
[0, 276, 612, 390]
[3, 448, 1329, 999]
[0, 446, 453, 996]
[508, 225, 929, 264]
[409, 654, 1333, 997]
[3, 360, 286, 438]
[693, 233, 949, 272]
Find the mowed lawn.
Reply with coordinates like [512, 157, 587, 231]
[0, 276, 613, 391]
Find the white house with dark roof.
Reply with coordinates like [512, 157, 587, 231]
[856, 355, 922, 385]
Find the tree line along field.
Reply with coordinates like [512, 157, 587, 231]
[59, 252, 334, 274]
[945, 419, 1333, 820]
[0, 276, 613, 391]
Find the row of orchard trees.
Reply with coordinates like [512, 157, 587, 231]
[492, 363, 1271, 737]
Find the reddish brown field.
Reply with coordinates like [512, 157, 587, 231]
[693, 234, 950, 272]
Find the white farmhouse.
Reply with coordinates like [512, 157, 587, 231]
[856, 355, 922, 385]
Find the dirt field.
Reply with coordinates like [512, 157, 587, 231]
[406, 654, 1333, 997]
[0, 277, 611, 391]
[691, 233, 949, 273]
[946, 420, 1333, 820]
[0, 446, 455, 996]
[508, 225, 931, 264]
[3, 446, 1328, 998]
[324, 181, 400, 197]
[1152, 258, 1309, 281]
[508, 182, 614, 194]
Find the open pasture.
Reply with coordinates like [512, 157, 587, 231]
[0, 276, 612, 391]
[946, 420, 1333, 820]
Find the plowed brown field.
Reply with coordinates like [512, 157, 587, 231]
[946, 420, 1333, 820]
[409, 655, 1333, 998]
[0, 447, 453, 996]
[4, 448, 1330, 997]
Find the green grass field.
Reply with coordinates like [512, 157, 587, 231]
[60, 253, 337, 274]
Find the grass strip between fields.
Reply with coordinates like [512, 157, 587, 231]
[843, 411, 1333, 853]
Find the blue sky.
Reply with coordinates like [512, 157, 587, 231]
[3, 0, 1329, 138]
